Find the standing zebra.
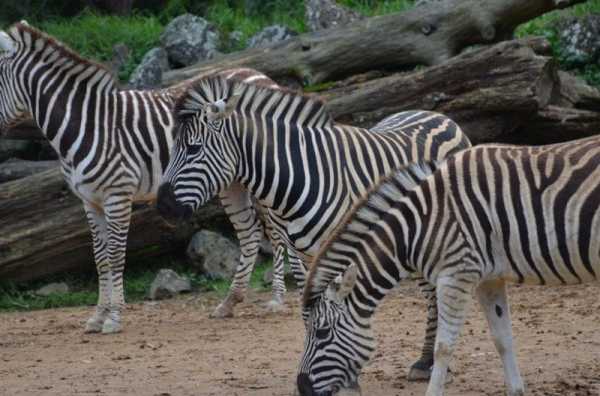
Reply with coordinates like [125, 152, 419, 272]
[0, 22, 290, 333]
[298, 136, 600, 396]
[156, 75, 471, 378]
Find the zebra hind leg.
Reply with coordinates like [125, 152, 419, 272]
[100, 198, 133, 334]
[83, 204, 111, 333]
[476, 280, 525, 396]
[425, 275, 476, 396]
[264, 242, 287, 312]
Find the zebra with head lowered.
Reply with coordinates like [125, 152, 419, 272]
[298, 136, 600, 396]
[0, 22, 290, 333]
[156, 75, 471, 379]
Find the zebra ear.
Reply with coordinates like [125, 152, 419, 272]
[206, 89, 243, 121]
[0, 31, 15, 54]
[327, 264, 358, 302]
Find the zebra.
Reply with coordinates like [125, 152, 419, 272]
[0, 22, 291, 333]
[297, 136, 600, 396]
[155, 75, 472, 379]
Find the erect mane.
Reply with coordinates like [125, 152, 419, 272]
[7, 22, 117, 89]
[302, 160, 439, 309]
[175, 74, 333, 126]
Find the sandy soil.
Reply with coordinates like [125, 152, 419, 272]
[1, 282, 599, 396]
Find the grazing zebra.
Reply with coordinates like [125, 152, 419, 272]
[298, 136, 600, 396]
[0, 22, 290, 333]
[155, 75, 471, 378]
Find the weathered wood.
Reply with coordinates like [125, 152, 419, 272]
[321, 38, 558, 143]
[162, 0, 585, 86]
[0, 159, 59, 183]
[0, 168, 228, 281]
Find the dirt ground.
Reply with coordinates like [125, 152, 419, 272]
[1, 282, 599, 396]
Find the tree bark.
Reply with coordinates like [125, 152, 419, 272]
[162, 0, 586, 86]
[0, 159, 59, 183]
[0, 168, 228, 282]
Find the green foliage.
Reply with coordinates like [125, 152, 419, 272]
[339, 0, 414, 16]
[0, 256, 274, 312]
[39, 10, 164, 81]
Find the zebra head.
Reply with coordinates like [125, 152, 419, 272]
[157, 77, 243, 223]
[0, 26, 29, 131]
[298, 264, 375, 396]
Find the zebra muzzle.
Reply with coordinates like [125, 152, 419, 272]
[156, 182, 192, 224]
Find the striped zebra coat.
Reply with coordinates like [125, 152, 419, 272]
[0, 22, 289, 333]
[299, 136, 600, 396]
[156, 75, 471, 378]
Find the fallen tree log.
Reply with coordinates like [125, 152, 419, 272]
[0, 168, 228, 281]
[0, 159, 59, 183]
[162, 0, 585, 86]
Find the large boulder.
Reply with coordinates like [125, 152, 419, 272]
[558, 15, 600, 65]
[128, 47, 170, 89]
[305, 0, 364, 32]
[35, 282, 69, 296]
[187, 230, 240, 279]
[160, 14, 220, 67]
[247, 25, 298, 49]
[148, 269, 192, 300]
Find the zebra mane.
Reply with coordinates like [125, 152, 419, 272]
[7, 22, 117, 89]
[303, 160, 439, 309]
[175, 75, 332, 125]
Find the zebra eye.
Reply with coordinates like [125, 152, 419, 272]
[187, 143, 202, 155]
[315, 327, 330, 340]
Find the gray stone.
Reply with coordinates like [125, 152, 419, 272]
[0, 139, 30, 162]
[187, 230, 240, 279]
[247, 25, 298, 49]
[558, 15, 600, 65]
[228, 30, 244, 48]
[148, 269, 191, 300]
[160, 14, 221, 67]
[35, 282, 69, 296]
[129, 47, 170, 89]
[305, 0, 364, 32]
[260, 237, 273, 256]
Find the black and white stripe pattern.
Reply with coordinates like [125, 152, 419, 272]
[0, 22, 288, 333]
[298, 136, 600, 396]
[156, 75, 471, 374]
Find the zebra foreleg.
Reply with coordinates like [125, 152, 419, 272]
[101, 197, 133, 334]
[426, 275, 476, 396]
[211, 187, 263, 318]
[408, 278, 438, 381]
[264, 241, 287, 312]
[83, 204, 111, 333]
[476, 280, 525, 396]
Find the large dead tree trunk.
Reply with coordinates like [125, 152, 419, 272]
[0, 168, 228, 282]
[162, 0, 585, 86]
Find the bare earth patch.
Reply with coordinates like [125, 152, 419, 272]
[1, 283, 599, 396]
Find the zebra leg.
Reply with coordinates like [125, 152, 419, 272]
[476, 280, 525, 396]
[211, 187, 263, 318]
[264, 241, 287, 312]
[83, 204, 111, 333]
[101, 197, 133, 334]
[426, 276, 475, 396]
[288, 249, 307, 287]
[407, 278, 437, 381]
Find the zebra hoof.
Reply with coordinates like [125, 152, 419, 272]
[84, 317, 104, 333]
[407, 365, 432, 382]
[264, 299, 286, 313]
[210, 303, 234, 319]
[101, 318, 122, 334]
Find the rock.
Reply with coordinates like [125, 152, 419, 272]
[247, 25, 298, 49]
[35, 282, 69, 296]
[228, 30, 244, 49]
[129, 47, 170, 89]
[148, 269, 191, 300]
[558, 15, 600, 65]
[106, 43, 130, 76]
[305, 0, 364, 32]
[260, 237, 273, 256]
[160, 14, 220, 67]
[186, 230, 240, 279]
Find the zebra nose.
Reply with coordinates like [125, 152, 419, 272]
[297, 373, 323, 396]
[156, 182, 192, 223]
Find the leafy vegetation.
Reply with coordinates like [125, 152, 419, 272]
[0, 257, 273, 312]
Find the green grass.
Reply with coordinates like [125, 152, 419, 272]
[38, 10, 164, 82]
[339, 0, 414, 16]
[0, 257, 274, 312]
